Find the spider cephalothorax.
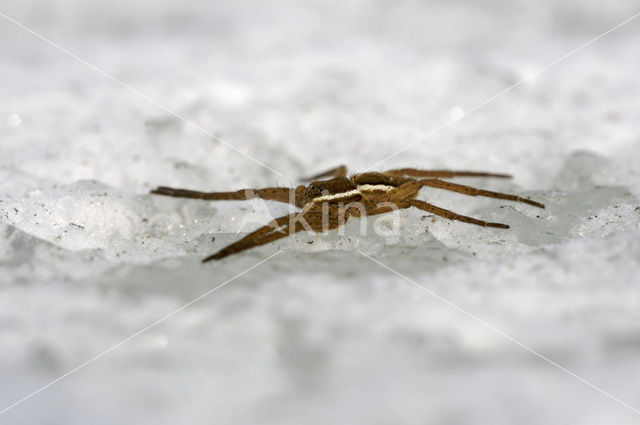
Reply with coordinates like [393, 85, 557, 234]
[301, 176, 358, 205]
[151, 165, 544, 262]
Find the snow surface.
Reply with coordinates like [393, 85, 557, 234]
[1, 1, 640, 424]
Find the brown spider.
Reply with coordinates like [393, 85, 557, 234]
[151, 165, 544, 262]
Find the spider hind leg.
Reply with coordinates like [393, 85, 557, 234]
[385, 168, 512, 179]
[301, 165, 348, 181]
[420, 179, 545, 209]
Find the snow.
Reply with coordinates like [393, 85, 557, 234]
[1, 1, 640, 424]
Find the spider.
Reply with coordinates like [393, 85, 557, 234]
[151, 165, 544, 262]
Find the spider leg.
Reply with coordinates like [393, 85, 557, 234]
[361, 201, 409, 217]
[223, 213, 297, 247]
[203, 227, 293, 262]
[409, 199, 509, 229]
[376, 181, 424, 202]
[151, 186, 300, 205]
[301, 165, 348, 181]
[384, 168, 511, 179]
[420, 179, 545, 209]
[203, 205, 347, 261]
[203, 213, 299, 262]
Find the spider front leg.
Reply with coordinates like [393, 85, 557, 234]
[151, 186, 305, 207]
[384, 168, 511, 179]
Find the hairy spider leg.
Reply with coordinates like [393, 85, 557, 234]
[203, 213, 297, 262]
[419, 179, 545, 208]
[376, 180, 424, 202]
[408, 199, 509, 228]
[151, 186, 302, 206]
[373, 180, 512, 228]
[203, 224, 295, 262]
[384, 168, 512, 179]
[203, 205, 349, 261]
[304, 166, 510, 181]
[301, 165, 348, 181]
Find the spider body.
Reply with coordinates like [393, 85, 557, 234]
[151, 166, 544, 262]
